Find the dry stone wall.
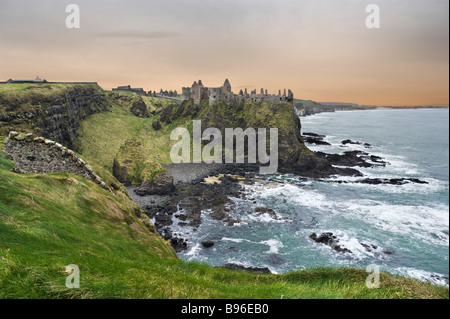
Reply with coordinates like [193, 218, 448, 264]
[4, 131, 112, 193]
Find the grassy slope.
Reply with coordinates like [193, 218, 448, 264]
[1, 138, 447, 298]
[77, 102, 190, 170]
[0, 83, 84, 94]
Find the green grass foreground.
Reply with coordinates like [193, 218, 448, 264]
[0, 140, 448, 299]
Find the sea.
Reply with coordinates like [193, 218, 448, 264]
[174, 108, 449, 286]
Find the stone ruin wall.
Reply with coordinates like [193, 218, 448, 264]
[182, 79, 294, 105]
[4, 131, 112, 193]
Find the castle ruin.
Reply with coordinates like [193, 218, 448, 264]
[182, 79, 294, 105]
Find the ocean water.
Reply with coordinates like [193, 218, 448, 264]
[175, 109, 449, 286]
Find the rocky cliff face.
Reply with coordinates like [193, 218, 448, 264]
[0, 84, 109, 150]
[195, 100, 359, 178]
[39, 86, 109, 149]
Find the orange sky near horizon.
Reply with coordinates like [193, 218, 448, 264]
[0, 0, 448, 106]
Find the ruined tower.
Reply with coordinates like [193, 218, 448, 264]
[181, 79, 293, 106]
[191, 81, 201, 105]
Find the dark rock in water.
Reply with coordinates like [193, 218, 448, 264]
[369, 155, 385, 164]
[135, 170, 176, 196]
[170, 237, 188, 252]
[316, 151, 386, 168]
[162, 230, 172, 241]
[359, 241, 394, 255]
[430, 275, 450, 286]
[341, 139, 355, 145]
[209, 209, 229, 221]
[220, 263, 272, 274]
[359, 242, 371, 251]
[341, 139, 372, 148]
[357, 178, 428, 185]
[154, 212, 173, 227]
[302, 133, 331, 146]
[268, 254, 286, 265]
[309, 232, 352, 254]
[325, 177, 428, 186]
[310, 232, 336, 245]
[201, 241, 215, 248]
[156, 226, 187, 252]
[359, 242, 380, 252]
[254, 207, 279, 220]
[210, 206, 240, 226]
[303, 132, 326, 138]
[303, 136, 331, 146]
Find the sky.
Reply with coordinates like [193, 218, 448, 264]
[0, 0, 448, 106]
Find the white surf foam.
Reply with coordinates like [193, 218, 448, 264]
[260, 239, 284, 254]
[395, 267, 449, 287]
[247, 182, 332, 211]
[222, 237, 250, 243]
[184, 242, 202, 259]
[344, 200, 449, 246]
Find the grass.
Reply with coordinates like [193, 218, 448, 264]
[76, 104, 191, 171]
[0, 82, 96, 97]
[0, 137, 448, 299]
[114, 138, 166, 185]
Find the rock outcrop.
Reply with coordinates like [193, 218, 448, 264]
[309, 232, 352, 254]
[0, 84, 109, 150]
[113, 139, 157, 186]
[113, 139, 175, 195]
[196, 100, 360, 178]
[134, 170, 175, 196]
[130, 99, 149, 118]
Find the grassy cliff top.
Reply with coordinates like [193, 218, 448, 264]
[0, 82, 102, 102]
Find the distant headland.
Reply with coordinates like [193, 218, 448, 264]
[1, 77, 447, 114]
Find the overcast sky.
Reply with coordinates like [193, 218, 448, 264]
[0, 0, 448, 105]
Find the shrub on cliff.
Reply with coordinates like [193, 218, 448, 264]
[130, 98, 150, 118]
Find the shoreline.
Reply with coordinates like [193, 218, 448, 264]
[122, 108, 449, 287]
[299, 105, 449, 118]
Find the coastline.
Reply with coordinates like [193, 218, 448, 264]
[298, 104, 449, 117]
[124, 108, 449, 287]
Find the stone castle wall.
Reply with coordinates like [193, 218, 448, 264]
[182, 79, 294, 105]
[4, 131, 111, 193]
